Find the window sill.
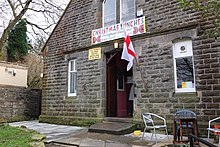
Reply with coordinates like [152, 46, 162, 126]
[64, 95, 77, 101]
[68, 93, 76, 97]
[67, 95, 77, 98]
[173, 92, 197, 98]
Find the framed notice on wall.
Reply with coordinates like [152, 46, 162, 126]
[88, 47, 101, 60]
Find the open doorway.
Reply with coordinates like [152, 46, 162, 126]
[106, 50, 134, 117]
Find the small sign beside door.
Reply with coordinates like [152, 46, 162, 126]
[88, 47, 101, 60]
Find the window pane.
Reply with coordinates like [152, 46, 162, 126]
[104, 0, 116, 26]
[74, 60, 77, 71]
[70, 72, 77, 93]
[118, 75, 124, 90]
[176, 57, 194, 89]
[121, 0, 135, 22]
[70, 61, 75, 71]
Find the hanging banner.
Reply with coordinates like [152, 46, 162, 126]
[88, 47, 101, 60]
[91, 16, 146, 45]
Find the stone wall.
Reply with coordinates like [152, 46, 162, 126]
[40, 0, 104, 125]
[40, 49, 105, 125]
[0, 86, 41, 122]
[131, 26, 220, 134]
[41, 0, 220, 135]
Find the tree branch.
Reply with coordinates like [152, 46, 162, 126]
[26, 20, 54, 35]
[0, 0, 32, 59]
[7, 0, 17, 17]
[0, 0, 68, 60]
[27, 8, 54, 14]
[15, 0, 25, 9]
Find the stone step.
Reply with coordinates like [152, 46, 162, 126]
[104, 117, 133, 123]
[88, 122, 136, 135]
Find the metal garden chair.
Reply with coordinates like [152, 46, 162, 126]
[142, 113, 169, 144]
[207, 116, 220, 146]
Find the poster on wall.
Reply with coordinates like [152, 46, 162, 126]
[88, 47, 101, 60]
[91, 16, 146, 45]
[182, 81, 193, 88]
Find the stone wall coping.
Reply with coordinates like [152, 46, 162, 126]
[0, 61, 28, 70]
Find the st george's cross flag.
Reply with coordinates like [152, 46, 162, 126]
[121, 29, 136, 71]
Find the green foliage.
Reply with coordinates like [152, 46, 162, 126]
[7, 19, 28, 62]
[177, 0, 220, 37]
[177, 0, 200, 10]
[0, 124, 40, 146]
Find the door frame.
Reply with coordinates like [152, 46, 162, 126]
[105, 50, 134, 117]
[106, 51, 119, 117]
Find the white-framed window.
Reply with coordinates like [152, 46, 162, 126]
[173, 40, 196, 93]
[103, 0, 135, 27]
[68, 60, 77, 96]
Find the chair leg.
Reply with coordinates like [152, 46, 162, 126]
[207, 130, 210, 142]
[153, 128, 158, 144]
[177, 127, 180, 141]
[142, 127, 146, 141]
[151, 131, 154, 140]
[165, 127, 170, 142]
[218, 136, 220, 146]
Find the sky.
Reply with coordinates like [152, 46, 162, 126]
[0, 0, 70, 43]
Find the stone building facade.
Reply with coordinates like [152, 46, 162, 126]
[40, 0, 220, 134]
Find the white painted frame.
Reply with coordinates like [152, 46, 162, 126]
[68, 60, 77, 96]
[173, 40, 196, 93]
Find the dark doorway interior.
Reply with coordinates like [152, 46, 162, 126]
[106, 51, 134, 117]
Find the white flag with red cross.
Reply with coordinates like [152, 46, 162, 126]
[121, 29, 136, 71]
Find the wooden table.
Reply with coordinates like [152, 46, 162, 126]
[173, 117, 198, 145]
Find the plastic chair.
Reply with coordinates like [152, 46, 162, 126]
[174, 109, 197, 141]
[142, 113, 169, 144]
[207, 117, 220, 146]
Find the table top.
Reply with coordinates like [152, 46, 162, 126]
[175, 117, 196, 120]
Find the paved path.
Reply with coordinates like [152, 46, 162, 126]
[9, 120, 172, 147]
[9, 120, 87, 142]
[51, 132, 172, 147]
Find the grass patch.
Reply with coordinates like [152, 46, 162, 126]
[0, 124, 41, 147]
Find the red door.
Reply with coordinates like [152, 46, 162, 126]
[117, 74, 127, 117]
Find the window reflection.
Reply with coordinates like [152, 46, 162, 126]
[68, 60, 77, 96]
[70, 72, 77, 93]
[103, 0, 135, 27]
[117, 71, 124, 91]
[176, 57, 194, 88]
[121, 0, 135, 22]
[104, 0, 116, 26]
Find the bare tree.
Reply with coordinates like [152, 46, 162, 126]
[24, 52, 43, 88]
[0, 0, 69, 59]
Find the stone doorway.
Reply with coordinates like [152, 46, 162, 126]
[106, 51, 134, 117]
